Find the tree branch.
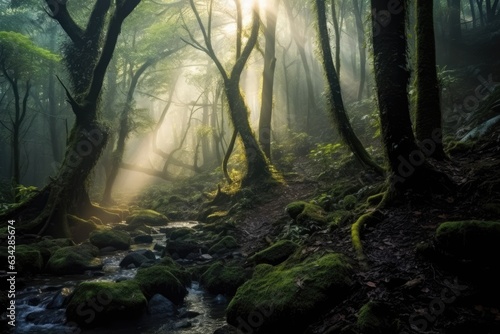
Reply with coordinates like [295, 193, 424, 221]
[45, 0, 84, 43]
[84, 0, 111, 42]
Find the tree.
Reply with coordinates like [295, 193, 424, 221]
[1, 0, 142, 238]
[0, 31, 58, 191]
[314, 0, 384, 176]
[185, 0, 273, 187]
[352, 0, 367, 100]
[414, 0, 446, 160]
[258, 0, 280, 160]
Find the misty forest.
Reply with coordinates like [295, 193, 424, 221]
[1, 0, 500, 333]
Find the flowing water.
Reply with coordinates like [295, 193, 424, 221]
[13, 222, 228, 334]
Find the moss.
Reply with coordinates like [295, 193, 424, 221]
[226, 253, 353, 333]
[206, 210, 229, 223]
[327, 210, 350, 230]
[126, 209, 169, 227]
[166, 238, 207, 258]
[252, 264, 274, 278]
[66, 280, 147, 328]
[31, 238, 75, 264]
[169, 228, 194, 240]
[435, 220, 500, 263]
[46, 244, 102, 275]
[157, 256, 191, 286]
[200, 262, 248, 296]
[285, 201, 327, 225]
[134, 265, 188, 304]
[0, 245, 43, 275]
[67, 214, 99, 243]
[89, 229, 130, 250]
[249, 240, 299, 265]
[208, 236, 239, 254]
[342, 195, 357, 210]
[357, 301, 399, 334]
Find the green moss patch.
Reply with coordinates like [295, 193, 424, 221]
[89, 230, 130, 250]
[134, 265, 188, 303]
[126, 209, 169, 227]
[435, 220, 500, 263]
[66, 280, 147, 328]
[46, 244, 102, 275]
[0, 245, 43, 275]
[67, 214, 99, 243]
[200, 262, 248, 296]
[249, 240, 299, 266]
[226, 253, 353, 333]
[285, 201, 327, 225]
[208, 236, 239, 254]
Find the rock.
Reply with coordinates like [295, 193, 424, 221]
[166, 239, 207, 258]
[6, 245, 43, 275]
[134, 265, 188, 303]
[66, 281, 147, 328]
[200, 254, 213, 260]
[99, 246, 118, 254]
[200, 262, 248, 296]
[285, 201, 327, 224]
[126, 209, 169, 227]
[208, 236, 239, 255]
[120, 253, 148, 268]
[89, 230, 131, 250]
[32, 238, 75, 263]
[148, 294, 176, 316]
[248, 240, 299, 266]
[136, 249, 156, 260]
[435, 220, 500, 264]
[67, 214, 99, 243]
[134, 234, 153, 244]
[47, 287, 72, 309]
[168, 228, 194, 240]
[226, 254, 353, 333]
[46, 244, 102, 275]
[173, 319, 192, 329]
[154, 243, 166, 252]
[342, 194, 358, 210]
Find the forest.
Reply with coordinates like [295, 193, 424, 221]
[1, 0, 500, 333]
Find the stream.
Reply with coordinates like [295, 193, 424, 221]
[13, 222, 228, 334]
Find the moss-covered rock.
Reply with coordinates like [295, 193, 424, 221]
[200, 262, 248, 296]
[249, 240, 298, 266]
[126, 209, 169, 227]
[168, 227, 195, 240]
[342, 194, 357, 210]
[0, 245, 43, 275]
[89, 230, 131, 250]
[157, 256, 191, 286]
[356, 301, 399, 334]
[285, 201, 327, 225]
[435, 220, 500, 263]
[134, 265, 188, 303]
[226, 253, 353, 333]
[166, 238, 207, 258]
[31, 238, 75, 264]
[208, 236, 239, 254]
[67, 214, 99, 243]
[66, 280, 147, 328]
[46, 244, 102, 275]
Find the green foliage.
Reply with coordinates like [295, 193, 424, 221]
[15, 184, 38, 203]
[308, 142, 345, 169]
[0, 31, 59, 78]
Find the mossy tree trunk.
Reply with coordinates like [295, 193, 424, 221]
[258, 0, 279, 160]
[370, 0, 450, 195]
[352, 0, 367, 100]
[315, 0, 385, 177]
[2, 0, 142, 237]
[187, 0, 273, 187]
[415, 0, 446, 160]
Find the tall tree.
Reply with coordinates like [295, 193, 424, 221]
[415, 0, 446, 159]
[314, 0, 384, 176]
[258, 0, 280, 160]
[186, 0, 273, 187]
[352, 0, 367, 100]
[1, 0, 142, 238]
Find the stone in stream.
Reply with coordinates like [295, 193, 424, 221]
[120, 250, 156, 268]
[134, 234, 153, 244]
[148, 294, 176, 316]
[89, 230, 131, 250]
[46, 244, 102, 275]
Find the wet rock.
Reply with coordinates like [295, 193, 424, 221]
[200, 262, 248, 296]
[208, 236, 239, 255]
[248, 240, 299, 266]
[127, 209, 169, 228]
[134, 234, 153, 244]
[148, 294, 176, 316]
[166, 239, 207, 258]
[134, 265, 188, 303]
[173, 319, 191, 329]
[120, 253, 148, 268]
[46, 244, 102, 275]
[90, 230, 131, 250]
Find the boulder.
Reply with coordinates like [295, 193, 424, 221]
[208, 236, 239, 255]
[46, 244, 102, 275]
[285, 201, 327, 224]
[120, 252, 150, 269]
[134, 234, 153, 244]
[148, 294, 176, 316]
[89, 230, 131, 250]
[67, 214, 99, 243]
[226, 254, 353, 333]
[126, 209, 169, 227]
[134, 265, 188, 304]
[249, 240, 299, 266]
[200, 262, 248, 296]
[66, 281, 147, 327]
[166, 239, 207, 258]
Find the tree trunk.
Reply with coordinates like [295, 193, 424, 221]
[315, 0, 384, 176]
[331, 0, 342, 77]
[258, 0, 279, 160]
[415, 0, 446, 160]
[353, 0, 367, 100]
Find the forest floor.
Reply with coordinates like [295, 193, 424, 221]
[211, 126, 500, 333]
